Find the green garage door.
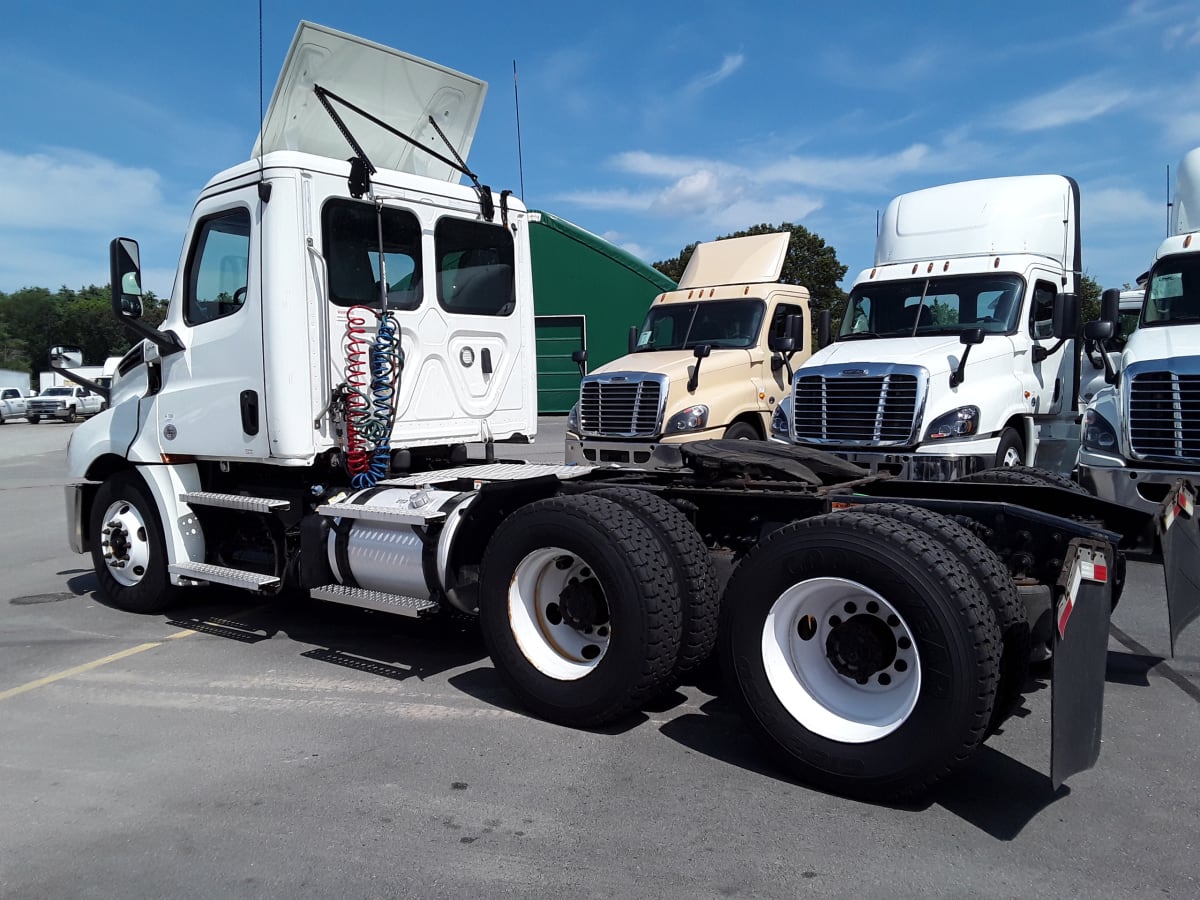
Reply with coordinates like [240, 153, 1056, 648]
[535, 315, 585, 414]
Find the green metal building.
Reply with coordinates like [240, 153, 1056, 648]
[529, 210, 677, 413]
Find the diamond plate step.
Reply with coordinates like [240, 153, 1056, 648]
[181, 492, 291, 513]
[316, 502, 446, 525]
[310, 584, 439, 618]
[168, 562, 281, 591]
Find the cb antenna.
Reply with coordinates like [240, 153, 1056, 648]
[513, 60, 526, 200]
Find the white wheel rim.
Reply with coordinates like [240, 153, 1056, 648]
[98, 499, 152, 587]
[761, 577, 921, 743]
[1000, 446, 1022, 466]
[507, 547, 611, 681]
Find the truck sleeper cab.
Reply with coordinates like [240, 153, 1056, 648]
[1080, 203, 1200, 516]
[786, 175, 1082, 481]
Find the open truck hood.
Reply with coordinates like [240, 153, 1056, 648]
[252, 21, 487, 182]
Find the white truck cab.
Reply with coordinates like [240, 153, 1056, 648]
[1079, 148, 1200, 516]
[71, 22, 534, 478]
[784, 175, 1082, 479]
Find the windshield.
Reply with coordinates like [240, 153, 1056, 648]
[840, 274, 1025, 339]
[1144, 254, 1200, 326]
[634, 299, 766, 352]
[43, 387, 73, 396]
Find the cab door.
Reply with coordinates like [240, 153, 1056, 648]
[1023, 274, 1073, 416]
[154, 189, 269, 458]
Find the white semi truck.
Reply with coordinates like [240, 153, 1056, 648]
[1079, 148, 1200, 560]
[62, 22, 1199, 801]
[783, 175, 1085, 480]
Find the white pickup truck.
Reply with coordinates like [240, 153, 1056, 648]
[0, 387, 30, 424]
[26, 385, 105, 424]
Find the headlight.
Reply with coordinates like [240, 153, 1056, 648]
[1082, 409, 1119, 453]
[925, 406, 979, 441]
[56, 401, 67, 408]
[566, 402, 580, 433]
[666, 404, 709, 433]
[770, 404, 789, 438]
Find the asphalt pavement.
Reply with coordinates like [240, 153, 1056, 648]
[1, 417, 1198, 899]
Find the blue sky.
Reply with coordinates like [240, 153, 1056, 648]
[2, 1, 1198, 299]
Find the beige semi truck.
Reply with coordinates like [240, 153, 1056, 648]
[564, 232, 812, 468]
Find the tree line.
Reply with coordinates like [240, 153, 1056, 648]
[0, 285, 165, 376]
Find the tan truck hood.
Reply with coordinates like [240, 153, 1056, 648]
[591, 349, 754, 382]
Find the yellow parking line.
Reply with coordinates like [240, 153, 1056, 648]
[0, 629, 196, 702]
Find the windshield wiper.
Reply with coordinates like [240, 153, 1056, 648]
[837, 331, 883, 341]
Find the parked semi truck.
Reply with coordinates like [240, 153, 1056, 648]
[1079, 148, 1200, 554]
[781, 175, 1084, 480]
[63, 22, 1200, 801]
[563, 231, 811, 467]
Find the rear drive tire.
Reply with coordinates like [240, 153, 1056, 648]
[479, 494, 683, 727]
[719, 512, 1001, 800]
[836, 503, 1029, 733]
[588, 486, 719, 678]
[90, 470, 177, 614]
[960, 465, 1087, 494]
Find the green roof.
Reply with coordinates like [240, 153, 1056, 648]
[530, 210, 676, 293]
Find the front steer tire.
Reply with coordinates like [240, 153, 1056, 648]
[90, 470, 177, 614]
[719, 512, 1002, 801]
[479, 494, 683, 728]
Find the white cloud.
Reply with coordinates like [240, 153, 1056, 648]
[684, 53, 745, 95]
[1002, 76, 1136, 132]
[757, 145, 935, 192]
[0, 148, 185, 233]
[0, 148, 189, 296]
[1082, 186, 1165, 224]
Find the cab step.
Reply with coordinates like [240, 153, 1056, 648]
[168, 561, 281, 591]
[310, 584, 439, 618]
[181, 491, 291, 514]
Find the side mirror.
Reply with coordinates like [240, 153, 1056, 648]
[1084, 320, 1115, 341]
[110, 237, 144, 319]
[959, 327, 985, 346]
[768, 335, 795, 354]
[817, 309, 831, 349]
[693, 343, 712, 360]
[1100, 287, 1121, 325]
[628, 325, 639, 354]
[570, 348, 587, 377]
[785, 314, 805, 341]
[1052, 291, 1079, 340]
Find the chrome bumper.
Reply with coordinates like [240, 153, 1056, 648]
[826, 449, 993, 481]
[565, 436, 689, 470]
[1078, 458, 1198, 516]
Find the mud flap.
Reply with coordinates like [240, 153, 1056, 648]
[1050, 539, 1112, 789]
[1157, 480, 1200, 656]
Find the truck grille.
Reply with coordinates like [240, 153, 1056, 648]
[28, 400, 62, 414]
[579, 373, 667, 437]
[792, 366, 926, 447]
[1128, 370, 1200, 462]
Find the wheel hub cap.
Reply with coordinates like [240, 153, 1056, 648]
[825, 614, 897, 684]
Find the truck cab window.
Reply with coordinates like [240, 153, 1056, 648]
[435, 217, 515, 316]
[186, 208, 251, 326]
[1145, 256, 1200, 324]
[323, 200, 423, 309]
[769, 304, 805, 340]
[1029, 281, 1057, 339]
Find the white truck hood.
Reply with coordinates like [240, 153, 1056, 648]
[806, 335, 1014, 377]
[1123, 322, 1200, 369]
[252, 21, 487, 182]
